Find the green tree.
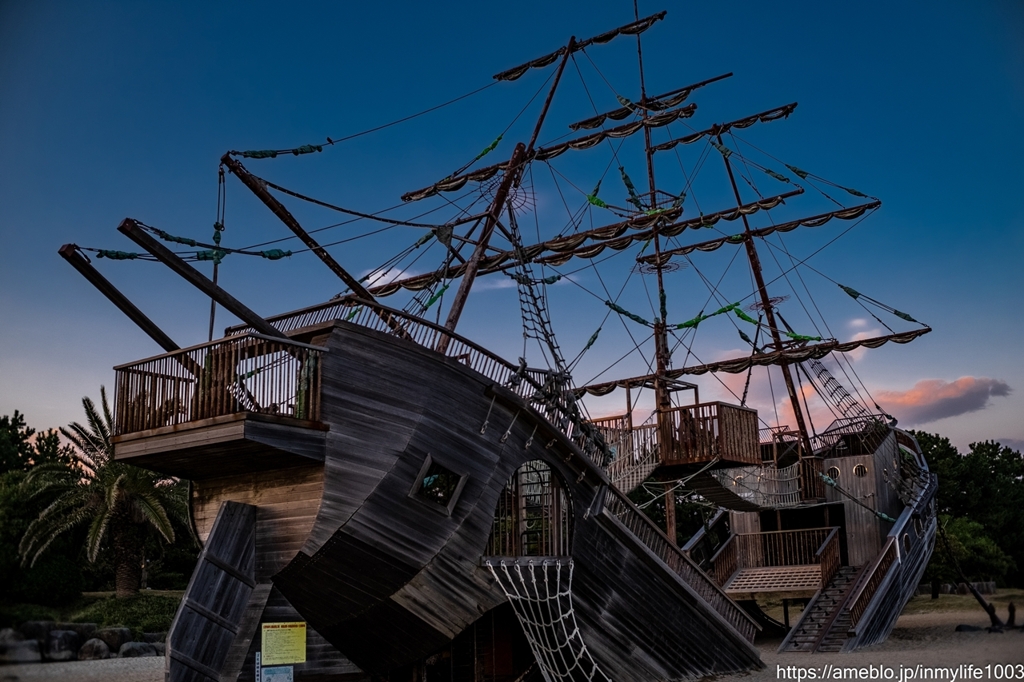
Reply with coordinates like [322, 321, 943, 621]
[913, 431, 1024, 586]
[19, 388, 191, 597]
[0, 411, 73, 473]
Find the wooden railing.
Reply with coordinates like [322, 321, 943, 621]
[604, 488, 758, 642]
[710, 528, 840, 588]
[847, 537, 898, 627]
[225, 298, 613, 467]
[816, 527, 841, 590]
[113, 334, 323, 435]
[663, 402, 759, 465]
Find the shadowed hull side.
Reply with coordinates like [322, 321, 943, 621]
[273, 321, 763, 680]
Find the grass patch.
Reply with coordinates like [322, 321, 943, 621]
[0, 591, 183, 638]
[902, 588, 1024, 616]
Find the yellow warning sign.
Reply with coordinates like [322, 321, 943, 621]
[260, 622, 306, 665]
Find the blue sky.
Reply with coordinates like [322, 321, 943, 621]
[1, 1, 1022, 452]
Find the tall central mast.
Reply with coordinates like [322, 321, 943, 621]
[634, 3, 677, 542]
[717, 133, 814, 457]
[441, 38, 577, 339]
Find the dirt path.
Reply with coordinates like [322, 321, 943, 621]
[2, 607, 1021, 681]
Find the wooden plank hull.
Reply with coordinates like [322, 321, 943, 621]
[267, 321, 762, 680]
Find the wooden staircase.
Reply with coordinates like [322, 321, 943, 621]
[779, 566, 861, 653]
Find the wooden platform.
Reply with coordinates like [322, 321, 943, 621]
[112, 412, 328, 479]
[723, 565, 822, 600]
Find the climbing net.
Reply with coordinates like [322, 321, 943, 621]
[485, 559, 610, 682]
[711, 462, 803, 508]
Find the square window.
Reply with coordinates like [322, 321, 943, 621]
[411, 456, 465, 514]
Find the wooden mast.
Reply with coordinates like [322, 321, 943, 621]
[439, 37, 577, 345]
[716, 133, 814, 457]
[631, 6, 678, 541]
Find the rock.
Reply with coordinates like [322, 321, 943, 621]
[18, 621, 56, 643]
[0, 638, 42, 663]
[56, 622, 97, 641]
[94, 627, 133, 652]
[152, 642, 166, 655]
[78, 637, 111, 660]
[118, 641, 158, 657]
[142, 631, 167, 643]
[955, 624, 983, 632]
[957, 582, 969, 595]
[45, 630, 81, 662]
[0, 628, 24, 643]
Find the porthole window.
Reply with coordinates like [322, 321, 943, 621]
[826, 466, 841, 481]
[854, 464, 868, 477]
[487, 460, 572, 557]
[411, 456, 466, 515]
[914, 517, 924, 536]
[902, 533, 911, 553]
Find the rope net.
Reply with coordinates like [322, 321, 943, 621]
[485, 559, 610, 682]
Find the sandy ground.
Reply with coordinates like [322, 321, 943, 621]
[2, 600, 1022, 681]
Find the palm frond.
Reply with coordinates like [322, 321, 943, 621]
[85, 507, 114, 562]
[132, 488, 176, 544]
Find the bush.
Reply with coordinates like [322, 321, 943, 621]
[0, 603, 59, 629]
[68, 592, 183, 637]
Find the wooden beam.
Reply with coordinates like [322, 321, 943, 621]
[117, 218, 287, 340]
[58, 243, 181, 353]
[220, 154, 372, 298]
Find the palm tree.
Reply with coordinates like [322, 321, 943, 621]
[19, 387, 190, 597]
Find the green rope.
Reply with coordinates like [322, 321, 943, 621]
[738, 329, 754, 345]
[413, 232, 434, 248]
[785, 164, 809, 180]
[583, 326, 601, 351]
[710, 140, 733, 159]
[151, 228, 197, 247]
[292, 144, 322, 156]
[241, 150, 278, 159]
[839, 284, 861, 299]
[615, 95, 635, 110]
[659, 288, 667, 322]
[764, 168, 791, 183]
[96, 250, 140, 260]
[784, 332, 822, 342]
[673, 302, 739, 330]
[474, 135, 502, 161]
[842, 186, 868, 198]
[345, 306, 362, 320]
[423, 283, 450, 311]
[508, 272, 561, 286]
[820, 473, 896, 523]
[196, 249, 227, 265]
[733, 307, 760, 326]
[893, 310, 917, 323]
[260, 249, 291, 260]
[605, 300, 651, 327]
[619, 166, 645, 211]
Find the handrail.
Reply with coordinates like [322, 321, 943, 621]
[814, 527, 841, 589]
[603, 487, 759, 640]
[846, 537, 898, 627]
[113, 333, 323, 435]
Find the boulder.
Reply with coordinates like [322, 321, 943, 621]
[18, 620, 56, 642]
[95, 627, 133, 652]
[118, 641, 159, 657]
[78, 637, 112, 660]
[0, 628, 24, 643]
[0, 638, 42, 663]
[56, 622, 97, 641]
[142, 631, 167, 643]
[45, 630, 81, 662]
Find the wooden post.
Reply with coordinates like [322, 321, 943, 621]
[58, 243, 180, 353]
[117, 219, 288, 340]
[664, 481, 677, 545]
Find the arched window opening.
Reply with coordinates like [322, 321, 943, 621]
[487, 460, 572, 557]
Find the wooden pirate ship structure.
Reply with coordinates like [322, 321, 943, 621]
[61, 9, 937, 682]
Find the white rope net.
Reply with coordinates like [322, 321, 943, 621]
[710, 462, 803, 507]
[485, 559, 610, 682]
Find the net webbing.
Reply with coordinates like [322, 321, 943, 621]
[486, 559, 610, 682]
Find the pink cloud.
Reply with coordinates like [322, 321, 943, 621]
[875, 377, 1011, 425]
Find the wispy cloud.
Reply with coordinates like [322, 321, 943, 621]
[876, 377, 1012, 425]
